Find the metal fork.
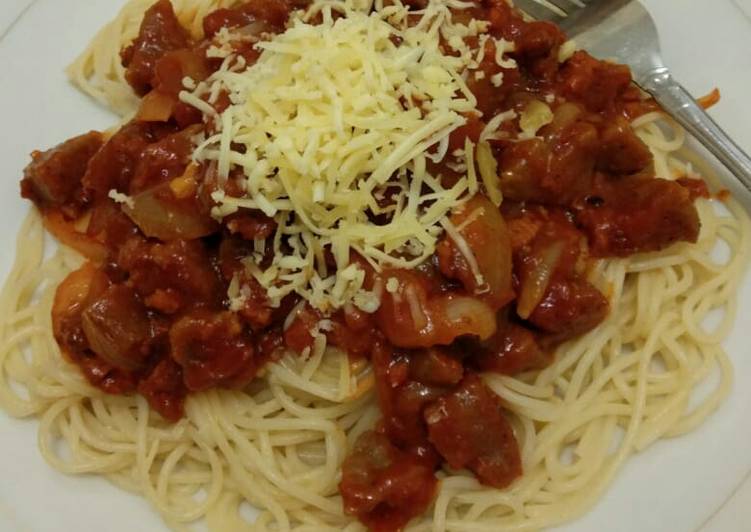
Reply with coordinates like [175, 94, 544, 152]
[513, 0, 751, 194]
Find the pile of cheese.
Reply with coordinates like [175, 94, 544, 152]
[181, 0, 519, 313]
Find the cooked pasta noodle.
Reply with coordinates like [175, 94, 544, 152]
[1, 1, 749, 531]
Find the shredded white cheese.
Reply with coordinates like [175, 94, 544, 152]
[493, 38, 517, 69]
[480, 109, 517, 141]
[108, 189, 134, 209]
[181, 0, 519, 314]
[385, 277, 400, 294]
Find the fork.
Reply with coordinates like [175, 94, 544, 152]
[513, 0, 751, 194]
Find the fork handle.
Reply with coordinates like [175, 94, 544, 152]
[640, 68, 751, 195]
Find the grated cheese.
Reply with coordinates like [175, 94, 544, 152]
[108, 189, 134, 209]
[182, 0, 519, 314]
[385, 277, 400, 294]
[480, 109, 517, 142]
[493, 38, 517, 69]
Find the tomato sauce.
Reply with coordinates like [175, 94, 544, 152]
[19, 0, 707, 530]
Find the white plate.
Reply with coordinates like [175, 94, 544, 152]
[0, 1, 749, 531]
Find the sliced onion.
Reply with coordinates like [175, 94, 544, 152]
[42, 210, 107, 262]
[439, 195, 513, 310]
[516, 241, 564, 320]
[544, 102, 582, 140]
[438, 295, 497, 342]
[136, 90, 175, 122]
[237, 21, 273, 39]
[124, 181, 217, 240]
[81, 286, 150, 371]
[52, 263, 105, 342]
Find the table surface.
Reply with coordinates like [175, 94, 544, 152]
[0, 1, 748, 530]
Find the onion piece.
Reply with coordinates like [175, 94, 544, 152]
[81, 285, 151, 371]
[42, 210, 107, 263]
[237, 21, 273, 38]
[376, 270, 498, 348]
[136, 90, 175, 122]
[516, 241, 564, 319]
[438, 195, 513, 310]
[439, 295, 497, 341]
[52, 263, 107, 344]
[124, 180, 218, 240]
[476, 141, 503, 207]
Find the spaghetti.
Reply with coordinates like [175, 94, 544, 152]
[1, 0, 750, 531]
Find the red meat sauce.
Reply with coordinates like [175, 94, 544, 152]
[19, 0, 708, 530]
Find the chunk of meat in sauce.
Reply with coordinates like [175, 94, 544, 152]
[121, 0, 191, 95]
[485, 0, 563, 58]
[218, 236, 278, 330]
[138, 48, 211, 125]
[470, 317, 551, 375]
[138, 357, 186, 422]
[424, 373, 522, 489]
[527, 277, 609, 340]
[340, 430, 438, 532]
[87, 200, 141, 250]
[507, 206, 610, 338]
[327, 314, 380, 360]
[500, 98, 655, 205]
[512, 20, 564, 62]
[408, 347, 464, 387]
[464, 41, 523, 119]
[203, 0, 292, 38]
[369, 344, 472, 474]
[283, 305, 321, 354]
[510, 207, 587, 315]
[499, 115, 600, 206]
[575, 176, 701, 256]
[21, 132, 103, 217]
[83, 121, 178, 201]
[282, 304, 378, 359]
[236, 275, 278, 330]
[117, 238, 223, 313]
[371, 342, 445, 458]
[477, 0, 565, 84]
[129, 126, 198, 194]
[225, 209, 277, 240]
[558, 51, 633, 113]
[597, 115, 653, 175]
[152, 48, 210, 98]
[169, 310, 257, 391]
